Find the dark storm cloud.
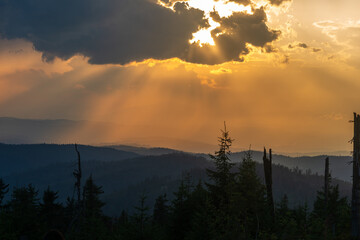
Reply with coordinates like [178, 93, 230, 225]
[185, 8, 280, 64]
[0, 0, 208, 64]
[227, 0, 252, 5]
[0, 0, 279, 65]
[288, 43, 308, 49]
[298, 43, 308, 48]
[268, 0, 291, 6]
[288, 43, 322, 53]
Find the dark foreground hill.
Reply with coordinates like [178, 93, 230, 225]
[2, 149, 351, 216]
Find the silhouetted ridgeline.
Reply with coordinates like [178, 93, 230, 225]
[0, 143, 139, 175]
[108, 145, 352, 181]
[0, 143, 351, 215]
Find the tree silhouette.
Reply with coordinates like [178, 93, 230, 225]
[206, 122, 235, 210]
[0, 178, 9, 208]
[40, 186, 64, 231]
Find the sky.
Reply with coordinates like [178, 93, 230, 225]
[0, 0, 360, 154]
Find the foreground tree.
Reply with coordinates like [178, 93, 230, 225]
[310, 182, 351, 239]
[170, 179, 193, 240]
[0, 178, 9, 208]
[40, 186, 64, 231]
[8, 184, 43, 239]
[70, 175, 108, 240]
[233, 151, 267, 239]
[206, 122, 235, 210]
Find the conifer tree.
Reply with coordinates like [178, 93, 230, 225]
[310, 175, 351, 239]
[170, 179, 192, 240]
[73, 175, 107, 240]
[186, 181, 216, 240]
[206, 122, 235, 210]
[153, 194, 169, 226]
[233, 151, 266, 239]
[83, 175, 104, 218]
[205, 123, 238, 239]
[134, 193, 150, 236]
[40, 186, 64, 231]
[0, 178, 9, 208]
[9, 184, 42, 239]
[126, 192, 152, 240]
[119, 210, 129, 225]
[152, 194, 169, 239]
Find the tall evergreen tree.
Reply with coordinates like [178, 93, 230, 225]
[205, 123, 238, 239]
[170, 179, 193, 240]
[152, 194, 169, 239]
[134, 193, 150, 237]
[40, 186, 64, 231]
[185, 181, 216, 240]
[123, 192, 153, 240]
[83, 175, 104, 219]
[8, 184, 43, 239]
[206, 122, 235, 210]
[233, 151, 266, 240]
[71, 175, 108, 240]
[153, 194, 169, 226]
[310, 183, 350, 239]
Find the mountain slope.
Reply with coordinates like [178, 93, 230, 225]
[0, 143, 139, 176]
[2, 151, 351, 215]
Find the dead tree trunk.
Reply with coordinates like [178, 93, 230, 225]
[263, 147, 275, 220]
[324, 157, 330, 239]
[67, 143, 83, 235]
[325, 157, 329, 204]
[352, 113, 360, 239]
[74, 143, 82, 205]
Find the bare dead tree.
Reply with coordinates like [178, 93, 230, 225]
[67, 143, 83, 235]
[324, 157, 330, 239]
[263, 147, 275, 221]
[74, 143, 82, 205]
[352, 113, 360, 239]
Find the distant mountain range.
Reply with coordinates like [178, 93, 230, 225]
[0, 117, 111, 144]
[0, 143, 353, 216]
[106, 144, 352, 182]
[0, 116, 354, 215]
[0, 117, 218, 152]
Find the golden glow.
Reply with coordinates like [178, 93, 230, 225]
[187, 0, 252, 17]
[2, 0, 360, 154]
[156, 0, 253, 46]
[189, 19, 219, 46]
[186, 0, 252, 46]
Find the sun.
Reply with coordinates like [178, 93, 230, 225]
[157, 0, 253, 46]
[187, 0, 252, 46]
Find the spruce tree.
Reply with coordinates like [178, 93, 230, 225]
[126, 193, 152, 240]
[170, 179, 192, 240]
[310, 183, 350, 239]
[205, 123, 237, 239]
[206, 122, 235, 210]
[0, 178, 9, 208]
[153, 194, 169, 226]
[233, 151, 266, 239]
[8, 184, 43, 239]
[73, 175, 107, 240]
[152, 194, 169, 239]
[185, 181, 216, 240]
[40, 186, 64, 231]
[83, 175, 104, 219]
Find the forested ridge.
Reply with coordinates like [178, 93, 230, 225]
[0, 129, 353, 239]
